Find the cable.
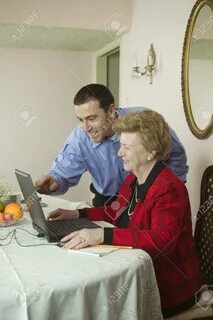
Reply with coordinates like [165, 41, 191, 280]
[14, 227, 39, 237]
[14, 234, 56, 247]
[0, 230, 16, 246]
[15, 227, 57, 246]
[0, 229, 16, 241]
[14, 228, 57, 247]
[0, 227, 57, 248]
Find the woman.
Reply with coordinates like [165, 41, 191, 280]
[48, 110, 202, 318]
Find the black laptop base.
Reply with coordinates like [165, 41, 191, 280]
[33, 218, 99, 242]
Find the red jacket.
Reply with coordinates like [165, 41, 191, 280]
[84, 165, 202, 310]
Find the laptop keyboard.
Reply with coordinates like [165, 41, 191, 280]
[47, 220, 79, 234]
[46, 219, 98, 235]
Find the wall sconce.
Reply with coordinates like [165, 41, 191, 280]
[132, 44, 156, 84]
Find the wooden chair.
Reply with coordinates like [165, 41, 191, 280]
[195, 165, 213, 287]
[166, 165, 213, 320]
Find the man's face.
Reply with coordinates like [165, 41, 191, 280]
[75, 99, 116, 143]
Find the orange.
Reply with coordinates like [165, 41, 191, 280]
[4, 203, 23, 220]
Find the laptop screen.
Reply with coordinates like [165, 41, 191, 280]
[15, 169, 48, 233]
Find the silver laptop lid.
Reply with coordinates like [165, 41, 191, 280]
[15, 169, 48, 233]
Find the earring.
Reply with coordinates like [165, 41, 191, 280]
[147, 156, 151, 161]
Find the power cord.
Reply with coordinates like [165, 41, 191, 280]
[0, 229, 16, 241]
[0, 230, 16, 246]
[0, 228, 57, 247]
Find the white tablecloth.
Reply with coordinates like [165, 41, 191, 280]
[0, 196, 163, 320]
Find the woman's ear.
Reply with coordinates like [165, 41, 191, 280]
[147, 150, 156, 161]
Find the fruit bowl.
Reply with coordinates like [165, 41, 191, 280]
[0, 202, 23, 227]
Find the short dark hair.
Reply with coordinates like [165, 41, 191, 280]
[73, 84, 115, 111]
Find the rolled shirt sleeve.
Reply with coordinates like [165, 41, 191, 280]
[48, 128, 87, 195]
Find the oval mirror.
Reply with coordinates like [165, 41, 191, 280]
[182, 0, 213, 139]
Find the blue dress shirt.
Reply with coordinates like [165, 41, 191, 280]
[49, 107, 189, 196]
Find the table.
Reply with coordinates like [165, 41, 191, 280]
[0, 195, 163, 320]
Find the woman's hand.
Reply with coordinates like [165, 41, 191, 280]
[61, 228, 104, 250]
[47, 208, 79, 220]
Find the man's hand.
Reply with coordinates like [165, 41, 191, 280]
[61, 228, 104, 250]
[47, 208, 79, 220]
[35, 175, 58, 194]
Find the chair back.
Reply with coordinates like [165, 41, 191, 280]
[194, 165, 213, 285]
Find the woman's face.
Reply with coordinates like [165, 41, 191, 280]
[118, 132, 151, 173]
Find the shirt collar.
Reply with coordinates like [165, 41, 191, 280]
[130, 161, 166, 201]
[91, 133, 120, 149]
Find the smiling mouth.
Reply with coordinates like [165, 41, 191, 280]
[90, 131, 99, 138]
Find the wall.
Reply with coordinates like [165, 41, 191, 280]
[0, 47, 94, 202]
[119, 0, 213, 228]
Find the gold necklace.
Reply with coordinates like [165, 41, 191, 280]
[127, 184, 138, 217]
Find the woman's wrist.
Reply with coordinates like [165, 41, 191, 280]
[100, 228, 104, 243]
[74, 210, 79, 218]
[103, 228, 113, 244]
[78, 208, 88, 218]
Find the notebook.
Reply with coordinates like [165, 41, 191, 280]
[68, 246, 120, 257]
[15, 169, 99, 242]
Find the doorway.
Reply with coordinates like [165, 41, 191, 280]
[96, 46, 120, 106]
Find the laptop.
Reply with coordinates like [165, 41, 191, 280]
[15, 169, 99, 242]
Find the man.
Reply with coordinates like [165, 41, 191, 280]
[35, 83, 188, 206]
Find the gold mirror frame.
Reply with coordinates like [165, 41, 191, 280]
[182, 0, 213, 139]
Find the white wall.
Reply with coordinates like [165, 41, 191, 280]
[119, 0, 213, 227]
[0, 47, 94, 202]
